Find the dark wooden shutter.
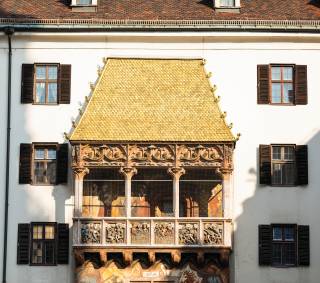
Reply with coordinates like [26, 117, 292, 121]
[259, 225, 272, 265]
[59, 65, 71, 104]
[259, 145, 271, 185]
[295, 65, 308, 105]
[298, 225, 310, 266]
[21, 64, 34, 104]
[57, 224, 69, 264]
[56, 144, 69, 184]
[17, 224, 30, 264]
[296, 145, 308, 185]
[257, 65, 270, 104]
[19, 143, 32, 184]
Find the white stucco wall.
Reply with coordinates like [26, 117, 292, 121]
[0, 31, 320, 283]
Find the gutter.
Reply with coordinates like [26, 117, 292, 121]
[2, 26, 14, 283]
[1, 19, 320, 32]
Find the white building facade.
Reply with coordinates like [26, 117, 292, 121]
[0, 1, 320, 282]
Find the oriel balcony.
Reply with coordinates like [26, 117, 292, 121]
[73, 167, 232, 252]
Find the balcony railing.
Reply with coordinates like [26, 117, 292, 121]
[73, 217, 232, 248]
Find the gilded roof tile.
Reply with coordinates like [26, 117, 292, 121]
[70, 58, 234, 142]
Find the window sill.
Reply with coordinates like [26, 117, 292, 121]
[215, 7, 240, 13]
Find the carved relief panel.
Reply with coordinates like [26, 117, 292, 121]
[154, 222, 175, 245]
[131, 222, 151, 244]
[81, 222, 101, 244]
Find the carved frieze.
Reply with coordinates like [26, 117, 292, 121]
[105, 222, 126, 244]
[72, 143, 233, 169]
[203, 222, 224, 245]
[154, 222, 175, 244]
[131, 222, 150, 244]
[178, 223, 199, 245]
[81, 222, 101, 244]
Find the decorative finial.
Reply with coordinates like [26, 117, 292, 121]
[206, 72, 212, 78]
[63, 132, 70, 140]
[211, 85, 217, 93]
[78, 108, 83, 115]
[220, 111, 227, 119]
[214, 96, 221, 103]
[201, 59, 207, 65]
[97, 66, 102, 76]
[90, 82, 95, 91]
[103, 57, 108, 64]
[72, 120, 77, 128]
[228, 123, 233, 129]
[235, 133, 241, 141]
[85, 96, 89, 103]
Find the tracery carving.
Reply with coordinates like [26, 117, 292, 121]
[131, 222, 150, 244]
[203, 222, 224, 245]
[72, 143, 233, 169]
[105, 222, 126, 244]
[154, 222, 175, 244]
[81, 222, 101, 244]
[178, 223, 199, 245]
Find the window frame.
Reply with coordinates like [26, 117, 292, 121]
[32, 143, 58, 186]
[271, 224, 297, 267]
[33, 63, 60, 105]
[219, 0, 236, 7]
[271, 144, 296, 187]
[30, 222, 57, 266]
[269, 64, 295, 105]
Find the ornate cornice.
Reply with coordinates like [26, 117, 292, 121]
[72, 143, 234, 170]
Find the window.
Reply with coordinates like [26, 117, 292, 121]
[220, 0, 235, 6]
[259, 224, 310, 267]
[34, 65, 58, 104]
[272, 225, 296, 266]
[271, 145, 295, 186]
[259, 144, 308, 186]
[19, 143, 68, 185]
[17, 223, 69, 265]
[31, 223, 56, 265]
[257, 64, 307, 105]
[33, 146, 57, 185]
[271, 66, 294, 104]
[76, 0, 92, 4]
[21, 64, 71, 104]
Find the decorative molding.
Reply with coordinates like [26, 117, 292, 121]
[119, 166, 137, 180]
[203, 222, 224, 245]
[72, 143, 234, 170]
[81, 222, 101, 244]
[178, 223, 199, 245]
[105, 223, 126, 244]
[154, 222, 175, 244]
[131, 222, 150, 244]
[73, 167, 89, 180]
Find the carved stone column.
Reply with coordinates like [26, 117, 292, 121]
[168, 167, 185, 218]
[120, 167, 137, 218]
[73, 167, 89, 217]
[221, 169, 233, 219]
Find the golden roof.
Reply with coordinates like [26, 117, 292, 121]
[70, 58, 234, 142]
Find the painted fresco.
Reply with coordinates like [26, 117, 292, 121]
[76, 261, 227, 283]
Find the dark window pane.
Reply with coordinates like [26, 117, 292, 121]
[272, 243, 282, 265]
[32, 242, 43, 264]
[272, 163, 282, 185]
[283, 243, 296, 265]
[273, 227, 282, 240]
[283, 146, 294, 161]
[282, 163, 295, 185]
[284, 227, 295, 241]
[34, 162, 46, 183]
[272, 147, 281, 160]
[47, 161, 56, 184]
[44, 242, 55, 264]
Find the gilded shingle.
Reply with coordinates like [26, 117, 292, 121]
[70, 58, 234, 142]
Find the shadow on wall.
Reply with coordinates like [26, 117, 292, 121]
[233, 129, 320, 283]
[308, 0, 320, 9]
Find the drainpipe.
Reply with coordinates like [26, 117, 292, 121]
[2, 26, 14, 283]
